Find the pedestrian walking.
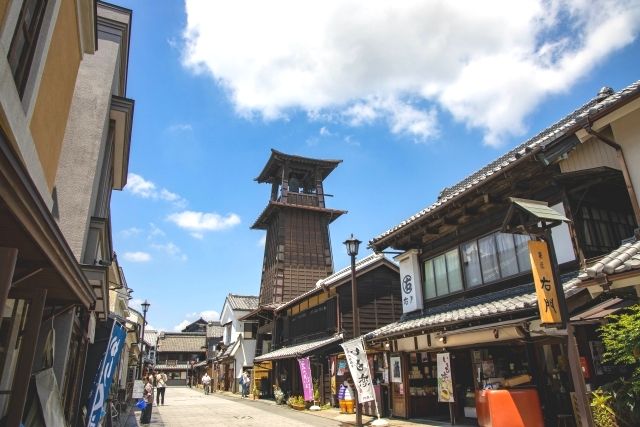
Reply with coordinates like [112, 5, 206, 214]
[240, 371, 250, 398]
[140, 376, 154, 424]
[202, 372, 211, 395]
[156, 371, 167, 405]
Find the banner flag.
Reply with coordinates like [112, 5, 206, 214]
[340, 337, 375, 403]
[437, 352, 454, 402]
[297, 357, 314, 401]
[86, 320, 127, 426]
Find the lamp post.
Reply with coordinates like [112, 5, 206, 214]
[344, 234, 362, 427]
[138, 299, 150, 380]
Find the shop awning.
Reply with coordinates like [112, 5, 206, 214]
[254, 334, 343, 362]
[569, 297, 633, 324]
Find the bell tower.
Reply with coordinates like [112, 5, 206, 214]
[252, 149, 346, 304]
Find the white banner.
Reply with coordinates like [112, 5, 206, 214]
[437, 352, 454, 402]
[395, 250, 424, 313]
[132, 380, 144, 398]
[340, 337, 375, 403]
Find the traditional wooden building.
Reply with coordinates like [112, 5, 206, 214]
[155, 332, 206, 386]
[253, 253, 401, 413]
[248, 150, 347, 377]
[365, 82, 640, 426]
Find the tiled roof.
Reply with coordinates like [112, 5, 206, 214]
[227, 294, 259, 311]
[579, 239, 640, 279]
[370, 81, 640, 249]
[206, 321, 224, 338]
[365, 274, 583, 341]
[277, 253, 396, 312]
[156, 333, 206, 353]
[144, 330, 158, 347]
[254, 334, 343, 362]
[255, 149, 342, 183]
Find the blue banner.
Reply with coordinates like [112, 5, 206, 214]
[86, 320, 127, 427]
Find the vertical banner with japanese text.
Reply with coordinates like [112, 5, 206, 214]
[395, 249, 424, 314]
[437, 352, 454, 403]
[340, 337, 375, 403]
[297, 357, 314, 401]
[528, 240, 564, 325]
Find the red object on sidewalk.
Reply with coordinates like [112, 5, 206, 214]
[476, 388, 544, 427]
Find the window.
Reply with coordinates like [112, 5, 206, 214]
[7, 0, 49, 97]
[423, 232, 532, 299]
[423, 249, 464, 298]
[243, 322, 258, 339]
[578, 205, 636, 258]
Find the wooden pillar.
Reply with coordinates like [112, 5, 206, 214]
[567, 324, 594, 427]
[0, 248, 18, 315]
[6, 288, 47, 427]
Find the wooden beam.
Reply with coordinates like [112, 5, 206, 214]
[0, 248, 18, 323]
[6, 288, 47, 427]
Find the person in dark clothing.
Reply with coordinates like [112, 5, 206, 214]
[140, 377, 154, 424]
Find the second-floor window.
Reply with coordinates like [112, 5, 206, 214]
[423, 232, 532, 299]
[243, 322, 257, 339]
[7, 0, 48, 97]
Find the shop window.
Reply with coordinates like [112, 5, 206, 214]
[7, 0, 49, 97]
[423, 248, 463, 299]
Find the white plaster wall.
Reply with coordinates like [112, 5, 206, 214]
[54, 39, 119, 260]
[612, 107, 640, 210]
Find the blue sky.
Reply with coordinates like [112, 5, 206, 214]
[110, 0, 640, 331]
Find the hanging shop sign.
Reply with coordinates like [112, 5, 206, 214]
[528, 240, 564, 325]
[390, 356, 402, 383]
[395, 249, 424, 314]
[297, 357, 314, 401]
[341, 337, 375, 403]
[437, 352, 454, 403]
[86, 320, 127, 427]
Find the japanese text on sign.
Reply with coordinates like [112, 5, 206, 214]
[297, 357, 314, 401]
[437, 352, 454, 403]
[340, 337, 375, 403]
[528, 240, 563, 325]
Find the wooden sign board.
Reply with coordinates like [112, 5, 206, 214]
[528, 240, 563, 325]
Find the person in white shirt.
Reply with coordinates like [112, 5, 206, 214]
[155, 371, 167, 405]
[202, 373, 211, 395]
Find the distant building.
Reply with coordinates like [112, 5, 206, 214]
[181, 317, 208, 333]
[155, 332, 206, 386]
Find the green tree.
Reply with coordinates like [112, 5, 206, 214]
[595, 304, 640, 426]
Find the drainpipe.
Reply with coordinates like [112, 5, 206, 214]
[580, 117, 640, 225]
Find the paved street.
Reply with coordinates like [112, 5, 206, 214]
[123, 387, 461, 427]
[125, 386, 346, 426]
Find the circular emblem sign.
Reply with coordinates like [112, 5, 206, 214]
[402, 274, 413, 294]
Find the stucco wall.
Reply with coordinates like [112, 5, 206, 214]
[29, 0, 81, 190]
[54, 37, 119, 259]
[612, 108, 640, 210]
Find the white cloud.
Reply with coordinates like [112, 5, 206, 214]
[257, 234, 266, 247]
[167, 210, 241, 238]
[167, 123, 193, 132]
[126, 173, 187, 207]
[151, 242, 188, 261]
[173, 320, 191, 332]
[120, 227, 143, 238]
[148, 223, 166, 239]
[123, 251, 152, 263]
[182, 0, 640, 146]
[173, 310, 220, 331]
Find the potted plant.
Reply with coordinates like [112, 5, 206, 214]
[310, 380, 321, 411]
[273, 385, 285, 405]
[287, 395, 306, 410]
[252, 382, 260, 400]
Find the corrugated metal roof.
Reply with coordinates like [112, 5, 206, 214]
[254, 334, 343, 362]
[370, 81, 640, 249]
[156, 333, 206, 353]
[365, 274, 582, 341]
[227, 294, 259, 311]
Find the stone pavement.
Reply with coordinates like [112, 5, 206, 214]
[122, 386, 466, 426]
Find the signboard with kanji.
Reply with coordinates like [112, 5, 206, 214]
[529, 240, 563, 325]
[340, 338, 375, 403]
[395, 249, 424, 314]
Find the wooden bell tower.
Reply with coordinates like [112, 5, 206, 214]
[252, 149, 346, 305]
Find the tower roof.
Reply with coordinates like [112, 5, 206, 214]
[251, 201, 347, 230]
[255, 149, 342, 183]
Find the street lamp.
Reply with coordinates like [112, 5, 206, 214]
[343, 234, 362, 427]
[138, 300, 150, 380]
